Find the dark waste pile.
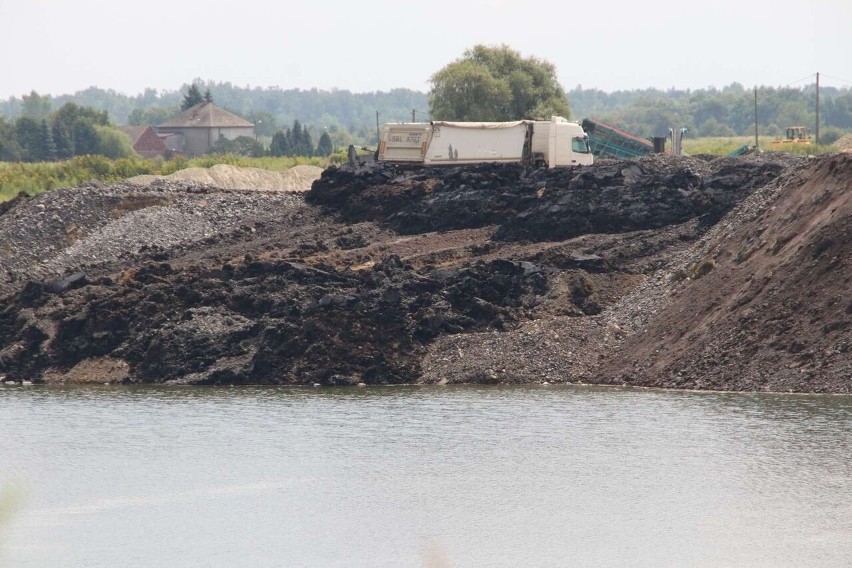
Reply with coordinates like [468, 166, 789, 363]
[0, 152, 848, 392]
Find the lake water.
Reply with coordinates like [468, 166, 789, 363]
[1, 385, 850, 567]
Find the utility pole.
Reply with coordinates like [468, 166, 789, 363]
[412, 109, 416, 122]
[754, 87, 759, 148]
[815, 72, 820, 144]
[376, 111, 380, 146]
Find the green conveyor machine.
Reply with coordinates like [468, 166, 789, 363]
[581, 118, 655, 158]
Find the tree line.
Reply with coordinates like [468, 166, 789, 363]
[0, 87, 341, 162]
[206, 120, 334, 159]
[0, 99, 135, 162]
[569, 83, 852, 142]
[1, 70, 850, 161]
[0, 82, 427, 150]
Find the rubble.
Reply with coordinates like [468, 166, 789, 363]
[0, 152, 847, 392]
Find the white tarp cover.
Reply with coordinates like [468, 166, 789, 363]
[431, 120, 530, 129]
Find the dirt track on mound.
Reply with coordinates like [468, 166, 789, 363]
[0, 153, 848, 392]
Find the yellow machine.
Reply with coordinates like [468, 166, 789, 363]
[773, 126, 812, 145]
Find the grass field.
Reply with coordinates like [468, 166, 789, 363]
[682, 135, 836, 156]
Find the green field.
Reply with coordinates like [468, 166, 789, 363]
[681, 136, 836, 156]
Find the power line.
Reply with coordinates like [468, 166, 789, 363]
[820, 73, 852, 87]
[784, 73, 816, 87]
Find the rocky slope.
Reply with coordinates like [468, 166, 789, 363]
[0, 153, 847, 392]
[598, 153, 851, 392]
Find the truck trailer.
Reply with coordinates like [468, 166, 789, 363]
[377, 116, 593, 168]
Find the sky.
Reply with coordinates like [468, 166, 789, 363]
[2, 0, 851, 100]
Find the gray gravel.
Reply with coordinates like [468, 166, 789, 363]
[603, 154, 811, 337]
[0, 179, 307, 297]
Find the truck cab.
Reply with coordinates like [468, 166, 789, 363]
[530, 116, 593, 167]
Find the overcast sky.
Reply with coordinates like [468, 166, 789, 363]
[2, 0, 851, 100]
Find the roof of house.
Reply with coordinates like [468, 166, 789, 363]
[156, 101, 254, 128]
[117, 125, 148, 144]
[117, 125, 169, 156]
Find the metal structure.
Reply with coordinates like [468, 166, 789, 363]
[772, 126, 812, 146]
[669, 127, 688, 156]
[580, 118, 655, 158]
[728, 143, 753, 157]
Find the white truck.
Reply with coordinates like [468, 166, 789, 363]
[377, 116, 593, 168]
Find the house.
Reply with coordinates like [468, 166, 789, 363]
[117, 125, 170, 159]
[154, 102, 255, 156]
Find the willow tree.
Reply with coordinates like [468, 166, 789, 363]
[428, 44, 570, 122]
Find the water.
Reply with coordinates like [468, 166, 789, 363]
[1, 385, 850, 567]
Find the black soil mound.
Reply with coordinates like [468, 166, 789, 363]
[3, 152, 845, 392]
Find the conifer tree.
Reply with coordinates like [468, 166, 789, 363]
[269, 130, 289, 157]
[0, 117, 23, 161]
[14, 117, 41, 162]
[291, 120, 303, 153]
[181, 84, 204, 110]
[300, 129, 314, 157]
[52, 122, 72, 159]
[316, 131, 334, 156]
[72, 122, 100, 155]
[37, 119, 57, 161]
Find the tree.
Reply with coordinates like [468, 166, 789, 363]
[128, 106, 179, 126]
[181, 84, 204, 110]
[52, 103, 109, 129]
[291, 120, 304, 154]
[208, 135, 264, 157]
[204, 88, 214, 103]
[698, 117, 736, 137]
[21, 91, 52, 120]
[37, 120, 57, 161]
[291, 120, 313, 156]
[316, 131, 334, 156]
[14, 117, 41, 161]
[0, 116, 23, 161]
[428, 44, 570, 121]
[247, 110, 277, 137]
[72, 122, 100, 155]
[95, 125, 136, 158]
[267, 120, 318, 157]
[52, 121, 73, 159]
[51, 103, 109, 156]
[269, 130, 290, 157]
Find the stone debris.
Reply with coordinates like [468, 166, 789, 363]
[0, 152, 847, 392]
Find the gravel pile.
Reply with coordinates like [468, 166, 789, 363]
[2, 150, 843, 392]
[127, 164, 323, 191]
[595, 152, 850, 390]
[421, 152, 811, 385]
[834, 133, 852, 152]
[603, 153, 809, 336]
[0, 179, 306, 297]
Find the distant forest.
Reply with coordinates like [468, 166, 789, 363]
[1, 79, 851, 147]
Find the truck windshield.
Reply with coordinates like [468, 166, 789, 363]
[572, 136, 591, 154]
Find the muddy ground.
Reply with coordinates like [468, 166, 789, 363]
[0, 153, 848, 392]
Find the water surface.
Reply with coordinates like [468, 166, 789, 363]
[1, 385, 850, 567]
